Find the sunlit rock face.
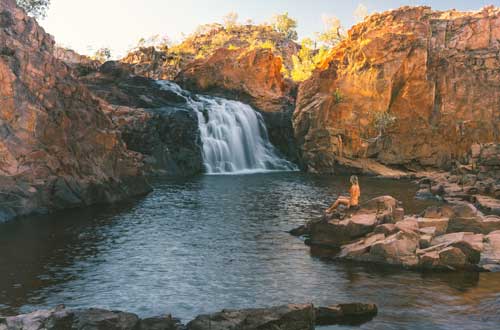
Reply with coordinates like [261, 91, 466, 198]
[0, 0, 150, 221]
[120, 24, 300, 81]
[294, 6, 500, 173]
[176, 47, 295, 114]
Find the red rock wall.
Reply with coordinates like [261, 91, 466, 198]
[176, 47, 295, 113]
[0, 0, 149, 220]
[294, 6, 500, 173]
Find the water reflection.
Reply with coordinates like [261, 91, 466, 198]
[0, 173, 498, 330]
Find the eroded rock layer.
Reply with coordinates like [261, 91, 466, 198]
[294, 6, 500, 173]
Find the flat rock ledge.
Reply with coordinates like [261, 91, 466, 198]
[292, 196, 500, 272]
[0, 303, 377, 330]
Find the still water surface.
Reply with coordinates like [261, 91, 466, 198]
[0, 173, 499, 329]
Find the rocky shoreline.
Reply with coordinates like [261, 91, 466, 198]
[0, 303, 377, 330]
[292, 193, 500, 272]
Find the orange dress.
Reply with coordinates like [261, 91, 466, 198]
[349, 184, 360, 206]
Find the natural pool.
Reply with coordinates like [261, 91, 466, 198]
[0, 173, 499, 329]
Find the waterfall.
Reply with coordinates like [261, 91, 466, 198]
[157, 81, 298, 174]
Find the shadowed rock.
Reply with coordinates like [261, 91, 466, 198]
[0, 0, 151, 222]
[186, 304, 314, 330]
[315, 303, 378, 326]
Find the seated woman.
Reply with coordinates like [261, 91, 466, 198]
[326, 175, 361, 214]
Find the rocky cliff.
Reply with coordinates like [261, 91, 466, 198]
[79, 61, 204, 176]
[0, 0, 150, 221]
[294, 6, 500, 173]
[120, 24, 300, 80]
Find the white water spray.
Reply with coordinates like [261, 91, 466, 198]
[157, 81, 298, 174]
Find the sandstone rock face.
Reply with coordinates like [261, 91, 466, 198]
[294, 6, 500, 173]
[79, 61, 203, 176]
[187, 304, 315, 330]
[176, 48, 299, 161]
[177, 48, 294, 114]
[0, 0, 150, 222]
[121, 25, 300, 81]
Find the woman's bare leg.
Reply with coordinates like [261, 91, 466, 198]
[326, 197, 350, 213]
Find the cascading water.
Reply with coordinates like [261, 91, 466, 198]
[157, 81, 298, 174]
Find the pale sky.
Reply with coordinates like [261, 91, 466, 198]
[39, 0, 500, 58]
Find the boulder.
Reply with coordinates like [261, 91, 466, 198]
[451, 202, 480, 218]
[0, 307, 153, 330]
[369, 231, 420, 267]
[473, 195, 500, 216]
[395, 218, 419, 232]
[437, 247, 468, 269]
[71, 308, 140, 330]
[447, 215, 500, 234]
[338, 234, 386, 259]
[419, 234, 433, 249]
[447, 217, 485, 234]
[431, 232, 484, 250]
[139, 316, 182, 330]
[482, 216, 500, 233]
[186, 304, 315, 330]
[374, 224, 398, 236]
[393, 208, 405, 222]
[0, 306, 73, 330]
[480, 230, 500, 271]
[416, 232, 485, 270]
[359, 196, 398, 213]
[309, 213, 377, 247]
[422, 205, 455, 219]
[417, 218, 449, 235]
[315, 303, 377, 326]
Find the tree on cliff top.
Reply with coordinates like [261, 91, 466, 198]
[354, 3, 369, 22]
[318, 14, 345, 47]
[223, 12, 239, 29]
[92, 47, 112, 62]
[271, 12, 298, 41]
[16, 0, 50, 19]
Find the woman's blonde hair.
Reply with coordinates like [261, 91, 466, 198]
[350, 175, 359, 185]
